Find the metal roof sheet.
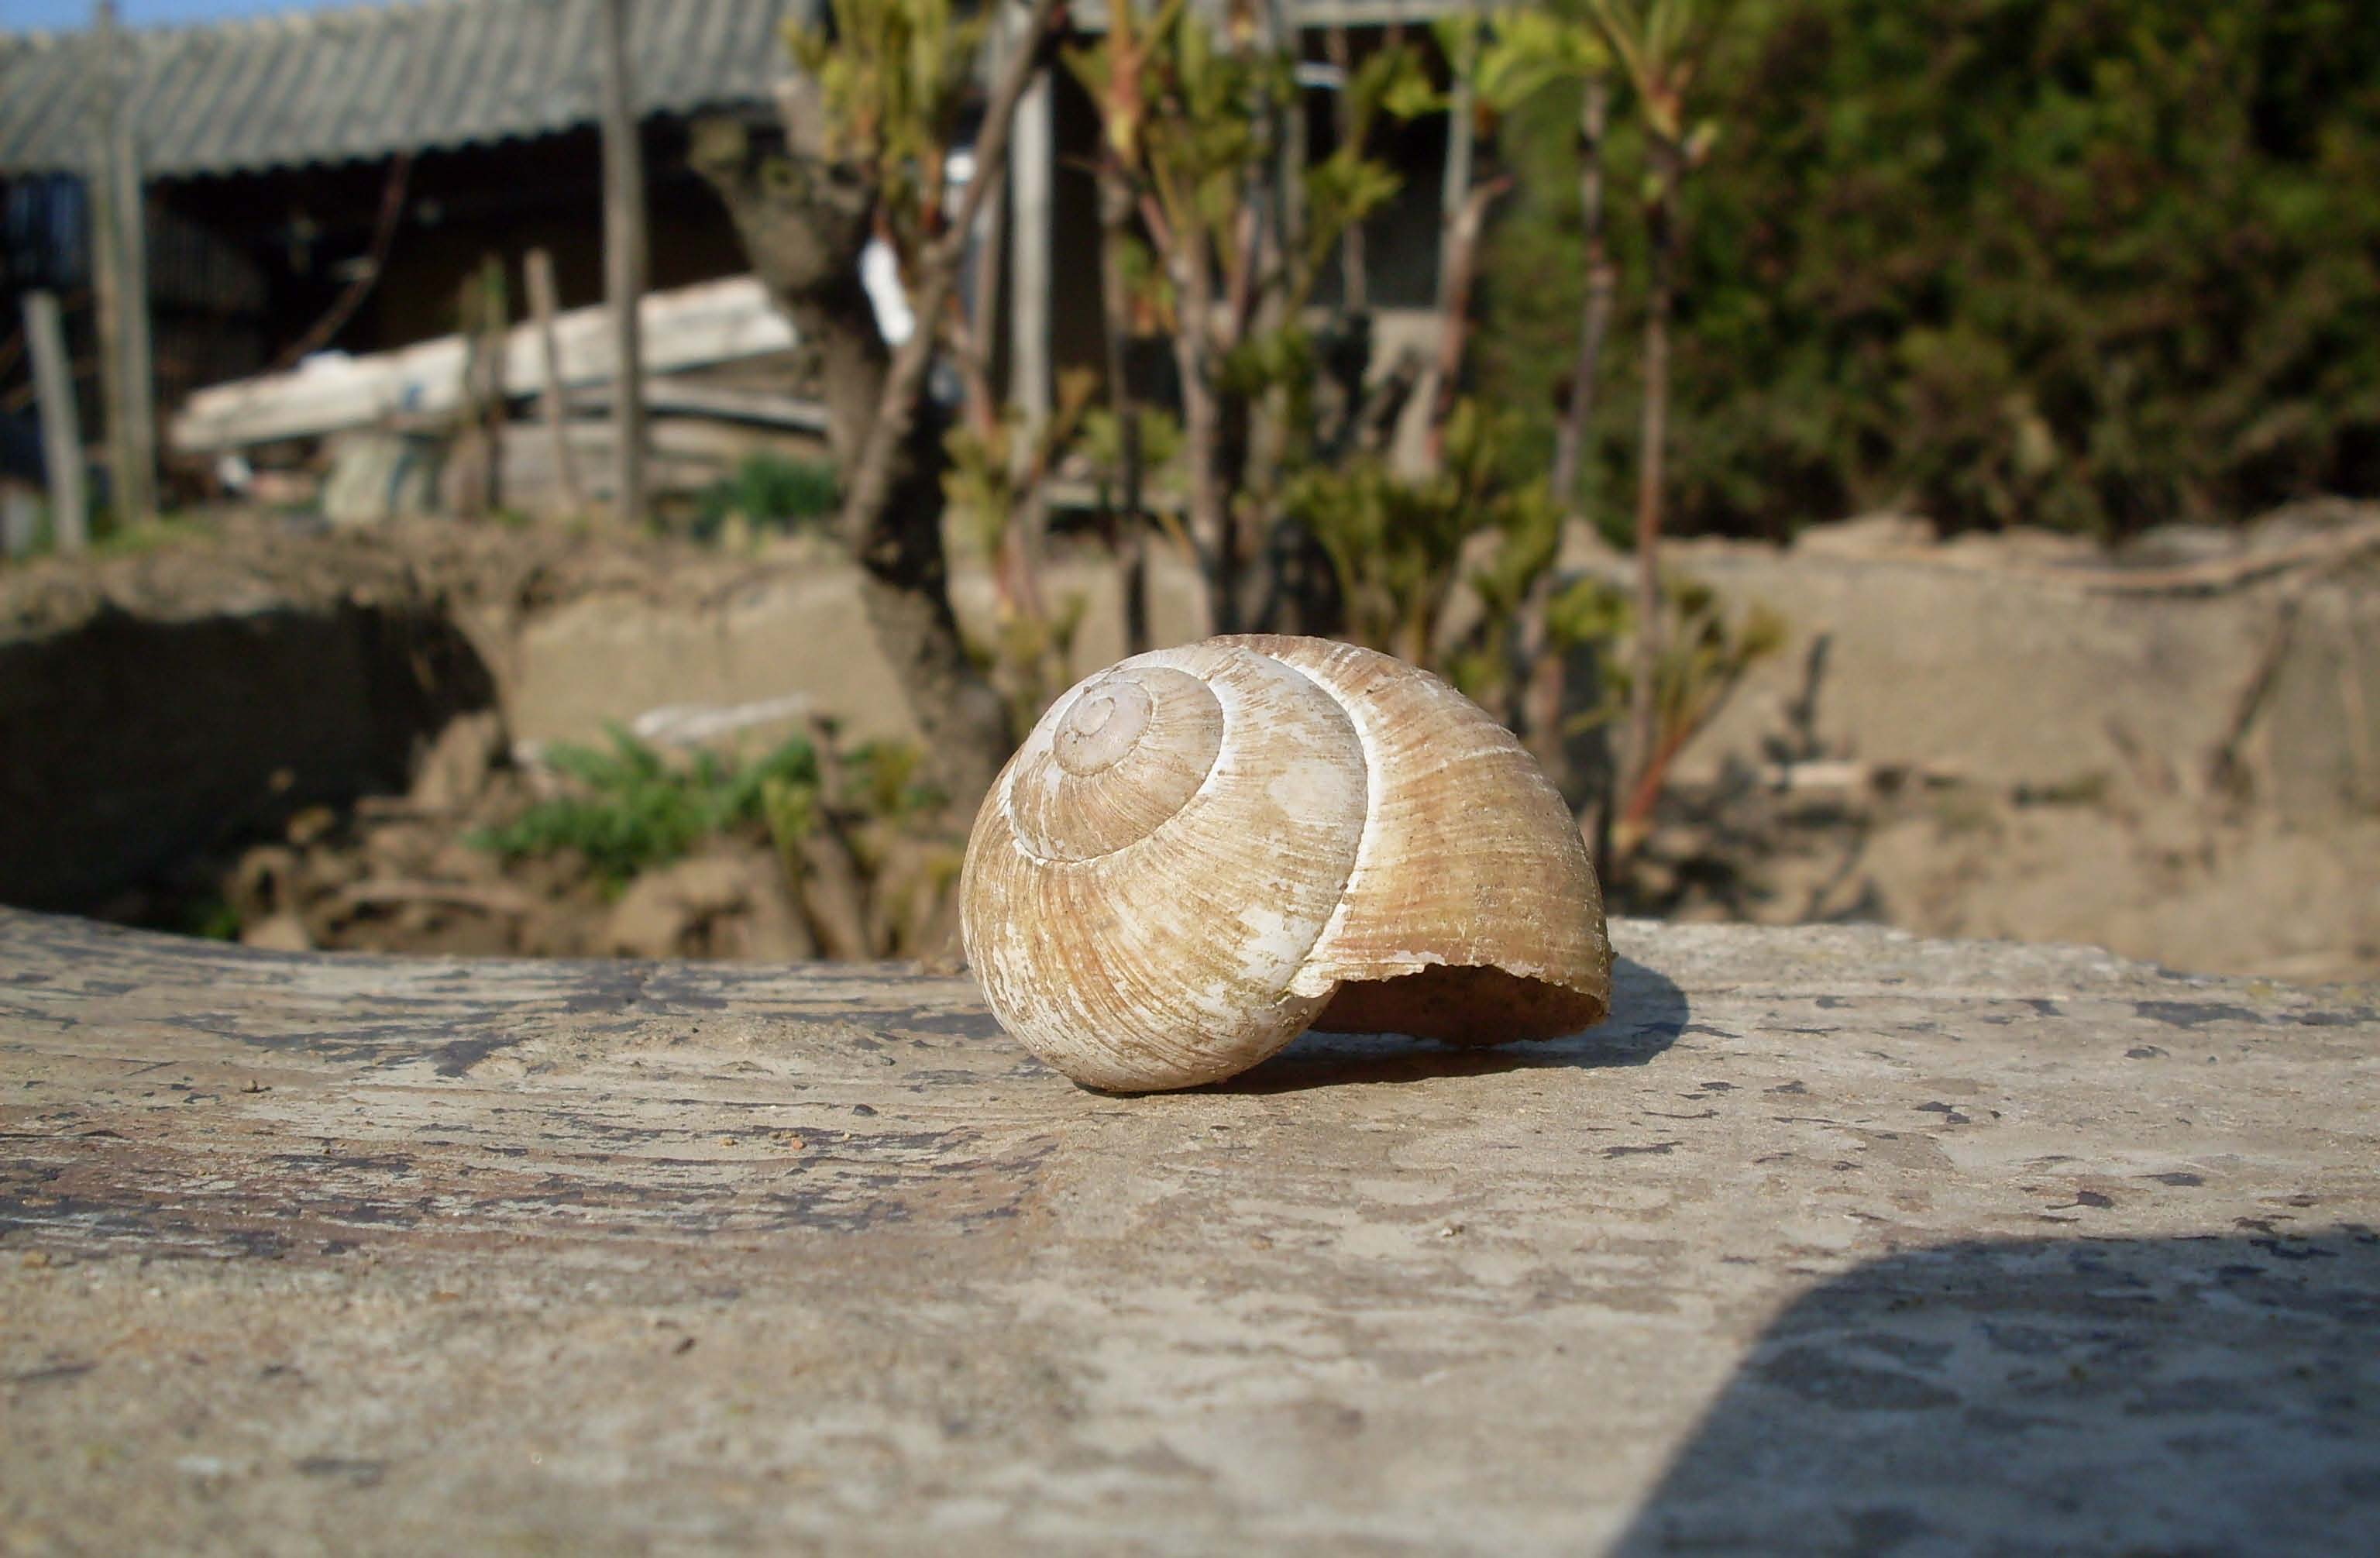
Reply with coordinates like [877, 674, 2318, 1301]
[1071, 0, 1463, 27]
[0, 0, 813, 180]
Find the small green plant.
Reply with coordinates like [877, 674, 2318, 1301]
[91, 513, 215, 559]
[1284, 399, 1560, 696]
[1, 508, 215, 566]
[841, 740, 949, 824]
[1064, 2, 1432, 628]
[473, 727, 824, 887]
[182, 894, 245, 943]
[786, 0, 989, 252]
[476, 722, 965, 957]
[691, 454, 839, 543]
[944, 369, 1101, 737]
[759, 770, 823, 874]
[1078, 403, 1184, 507]
[1557, 573, 1787, 855]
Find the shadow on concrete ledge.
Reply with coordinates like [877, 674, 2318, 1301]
[1221, 954, 1686, 1094]
[1615, 1230, 2380, 1554]
[0, 602, 496, 911]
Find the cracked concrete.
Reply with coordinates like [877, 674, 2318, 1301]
[1, 907, 2374, 1553]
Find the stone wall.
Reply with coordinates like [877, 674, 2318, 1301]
[504, 528, 2378, 820]
[1668, 536, 2380, 818]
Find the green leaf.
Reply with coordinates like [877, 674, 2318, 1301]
[1379, 61, 1449, 120]
[1475, 7, 1609, 112]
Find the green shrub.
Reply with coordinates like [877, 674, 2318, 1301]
[1481, 0, 2380, 540]
[1284, 399, 1558, 682]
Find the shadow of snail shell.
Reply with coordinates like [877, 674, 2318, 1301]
[961, 635, 1612, 1091]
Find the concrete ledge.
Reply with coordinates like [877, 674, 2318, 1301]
[2, 908, 2374, 1552]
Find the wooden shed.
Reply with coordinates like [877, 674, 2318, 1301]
[0, 0, 808, 486]
[0, 0, 1469, 518]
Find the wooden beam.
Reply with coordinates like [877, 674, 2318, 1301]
[20, 291, 88, 553]
[575, 379, 830, 433]
[598, 0, 649, 528]
[171, 277, 795, 453]
[523, 248, 585, 515]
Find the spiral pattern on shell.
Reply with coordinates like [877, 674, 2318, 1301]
[961, 635, 1612, 1092]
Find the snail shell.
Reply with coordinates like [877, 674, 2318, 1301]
[960, 635, 1613, 1092]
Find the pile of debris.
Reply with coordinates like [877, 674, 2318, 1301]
[205, 707, 965, 968]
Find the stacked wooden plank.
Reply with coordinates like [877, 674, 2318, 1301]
[168, 277, 810, 455]
[169, 275, 831, 517]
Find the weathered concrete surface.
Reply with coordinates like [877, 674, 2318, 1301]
[2, 908, 2374, 1554]
[509, 547, 1212, 752]
[1668, 535, 2380, 817]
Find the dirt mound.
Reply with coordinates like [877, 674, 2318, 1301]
[167, 705, 965, 968]
[0, 513, 827, 915]
[0, 509, 754, 639]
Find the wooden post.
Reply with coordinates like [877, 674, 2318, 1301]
[1549, 75, 1613, 510]
[113, 76, 156, 517]
[85, 1, 123, 521]
[961, 18, 1011, 436]
[598, 0, 648, 528]
[1436, 11, 1479, 297]
[88, 0, 154, 527]
[1268, 0, 1306, 291]
[1003, 21, 1054, 603]
[1407, 5, 1480, 478]
[524, 249, 584, 514]
[1326, 26, 1366, 311]
[1006, 48, 1053, 435]
[963, 156, 1008, 432]
[21, 292, 88, 553]
[443, 258, 506, 519]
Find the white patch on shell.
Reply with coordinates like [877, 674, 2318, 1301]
[1236, 899, 1319, 986]
[1264, 754, 1362, 824]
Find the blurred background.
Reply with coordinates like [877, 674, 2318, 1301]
[2, 0, 2373, 982]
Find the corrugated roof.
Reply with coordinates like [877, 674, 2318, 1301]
[0, 0, 815, 180]
[1071, 0, 1464, 28]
